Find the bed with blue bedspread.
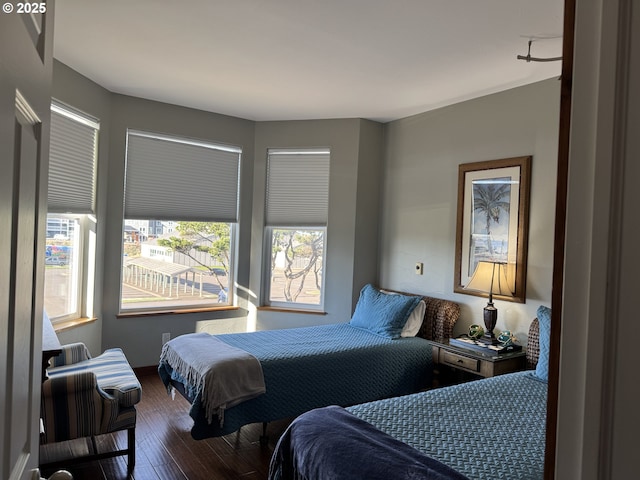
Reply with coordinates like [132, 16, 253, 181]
[269, 306, 550, 480]
[158, 285, 460, 439]
[347, 371, 547, 479]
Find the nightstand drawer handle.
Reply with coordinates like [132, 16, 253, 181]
[442, 351, 480, 372]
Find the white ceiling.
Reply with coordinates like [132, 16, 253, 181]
[53, 0, 564, 123]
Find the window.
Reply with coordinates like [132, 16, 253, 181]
[121, 130, 241, 313]
[44, 102, 99, 323]
[264, 149, 330, 309]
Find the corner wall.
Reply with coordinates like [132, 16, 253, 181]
[379, 78, 560, 342]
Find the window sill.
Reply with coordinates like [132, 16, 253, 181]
[257, 306, 327, 315]
[53, 316, 97, 333]
[116, 305, 239, 319]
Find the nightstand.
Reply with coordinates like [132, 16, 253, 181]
[427, 339, 526, 386]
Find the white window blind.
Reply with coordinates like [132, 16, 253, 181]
[124, 130, 241, 222]
[48, 102, 99, 214]
[265, 149, 330, 226]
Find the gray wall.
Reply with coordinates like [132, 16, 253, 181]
[353, 120, 385, 310]
[379, 78, 560, 343]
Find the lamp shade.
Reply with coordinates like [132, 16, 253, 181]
[465, 261, 513, 297]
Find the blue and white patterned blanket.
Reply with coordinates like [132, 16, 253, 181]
[347, 371, 547, 480]
[159, 323, 432, 438]
[159, 333, 265, 425]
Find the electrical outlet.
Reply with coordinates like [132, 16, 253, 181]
[415, 262, 424, 275]
[162, 332, 171, 345]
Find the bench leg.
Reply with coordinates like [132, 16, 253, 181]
[127, 427, 136, 473]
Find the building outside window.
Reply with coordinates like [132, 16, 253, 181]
[44, 101, 99, 323]
[120, 130, 241, 313]
[264, 149, 330, 310]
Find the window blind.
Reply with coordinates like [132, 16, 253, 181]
[124, 130, 241, 222]
[48, 102, 99, 214]
[265, 149, 330, 226]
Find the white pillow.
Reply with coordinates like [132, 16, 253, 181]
[401, 299, 425, 337]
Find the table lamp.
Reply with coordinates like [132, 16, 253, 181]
[465, 261, 513, 344]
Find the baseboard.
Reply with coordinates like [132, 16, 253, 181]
[134, 365, 159, 377]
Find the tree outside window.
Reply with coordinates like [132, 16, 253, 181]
[269, 228, 324, 305]
[120, 220, 233, 311]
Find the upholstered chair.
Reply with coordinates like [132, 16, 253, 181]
[40, 324, 142, 474]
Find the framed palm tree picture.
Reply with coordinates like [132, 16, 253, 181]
[454, 156, 531, 303]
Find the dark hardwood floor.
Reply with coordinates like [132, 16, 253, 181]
[40, 369, 292, 480]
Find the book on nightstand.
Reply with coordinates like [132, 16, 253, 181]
[449, 336, 522, 356]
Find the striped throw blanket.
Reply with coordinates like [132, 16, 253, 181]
[160, 333, 266, 425]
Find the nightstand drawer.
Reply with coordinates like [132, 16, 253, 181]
[442, 350, 480, 373]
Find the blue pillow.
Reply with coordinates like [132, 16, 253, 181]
[535, 305, 551, 382]
[349, 284, 422, 339]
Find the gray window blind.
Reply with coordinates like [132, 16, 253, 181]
[48, 102, 99, 214]
[266, 149, 330, 226]
[124, 130, 241, 222]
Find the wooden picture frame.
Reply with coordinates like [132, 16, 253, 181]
[454, 156, 531, 303]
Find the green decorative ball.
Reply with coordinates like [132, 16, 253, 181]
[468, 324, 485, 339]
[498, 330, 514, 346]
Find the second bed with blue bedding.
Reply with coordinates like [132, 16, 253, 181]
[347, 371, 547, 480]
